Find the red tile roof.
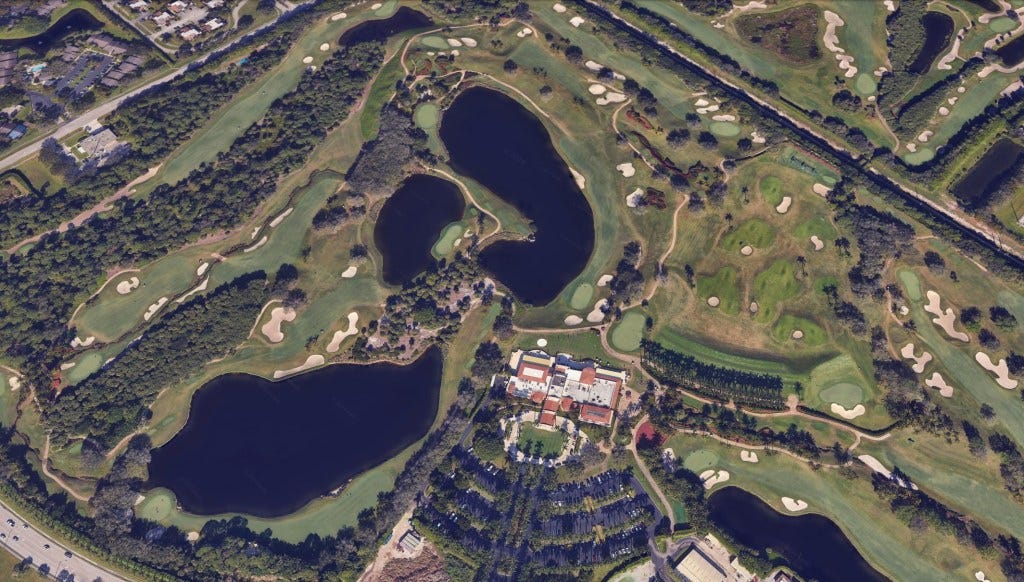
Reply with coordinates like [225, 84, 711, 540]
[542, 398, 560, 412]
[539, 411, 557, 426]
[580, 367, 596, 385]
[530, 391, 547, 404]
[580, 404, 614, 426]
[517, 361, 550, 383]
[560, 397, 574, 412]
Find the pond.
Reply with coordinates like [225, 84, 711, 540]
[0, 8, 103, 53]
[374, 174, 465, 285]
[338, 6, 432, 46]
[440, 87, 595, 305]
[147, 347, 442, 517]
[998, 33, 1024, 67]
[907, 12, 954, 74]
[951, 137, 1024, 209]
[708, 486, 888, 582]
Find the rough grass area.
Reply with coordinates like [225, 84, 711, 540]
[771, 314, 826, 346]
[696, 266, 740, 314]
[759, 175, 784, 206]
[734, 4, 822, 64]
[752, 259, 801, 323]
[720, 219, 775, 251]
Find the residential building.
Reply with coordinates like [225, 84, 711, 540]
[153, 11, 173, 26]
[168, 0, 189, 14]
[674, 535, 755, 582]
[504, 350, 625, 427]
[205, 0, 225, 8]
[128, 0, 149, 11]
[202, 17, 224, 32]
[180, 28, 202, 42]
[75, 128, 122, 162]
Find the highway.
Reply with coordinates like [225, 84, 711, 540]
[0, 500, 130, 582]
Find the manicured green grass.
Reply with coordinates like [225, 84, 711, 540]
[431, 222, 465, 258]
[902, 148, 935, 165]
[720, 219, 775, 251]
[569, 283, 595, 310]
[780, 146, 839, 184]
[62, 351, 105, 385]
[373, 0, 397, 17]
[771, 314, 826, 346]
[610, 310, 646, 352]
[855, 73, 877, 95]
[420, 35, 449, 49]
[696, 266, 740, 314]
[414, 102, 439, 129]
[681, 448, 718, 473]
[990, 17, 1017, 33]
[759, 175, 784, 206]
[752, 259, 801, 323]
[0, 372, 17, 428]
[793, 216, 836, 241]
[518, 422, 566, 457]
[818, 382, 864, 407]
[709, 121, 740, 137]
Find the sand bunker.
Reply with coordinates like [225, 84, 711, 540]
[707, 296, 720, 307]
[319, 43, 330, 51]
[734, 0, 767, 11]
[900, 343, 933, 373]
[537, 338, 548, 348]
[460, 37, 477, 47]
[516, 27, 533, 38]
[700, 470, 730, 489]
[8, 377, 20, 390]
[570, 16, 585, 27]
[626, 188, 644, 208]
[781, 497, 808, 512]
[143, 297, 168, 322]
[749, 301, 758, 313]
[977, 571, 993, 582]
[70, 336, 95, 348]
[261, 306, 295, 343]
[341, 264, 358, 278]
[330, 12, 347, 20]
[925, 372, 954, 398]
[586, 299, 608, 323]
[751, 130, 766, 144]
[831, 402, 865, 419]
[588, 83, 606, 95]
[884, 0, 895, 11]
[564, 315, 584, 326]
[740, 245, 753, 256]
[273, 354, 325, 379]
[597, 274, 614, 287]
[792, 330, 804, 340]
[939, 106, 950, 116]
[553, 3, 566, 12]
[694, 98, 709, 108]
[197, 262, 210, 277]
[813, 183, 831, 197]
[906, 143, 917, 153]
[326, 312, 359, 353]
[251, 225, 261, 240]
[244, 236, 269, 253]
[446, 38, 462, 47]
[923, 290, 970, 341]
[775, 196, 792, 213]
[116, 276, 140, 295]
[937, 32, 963, 70]
[570, 168, 586, 190]
[616, 162, 636, 177]
[302, 56, 313, 64]
[810, 235, 824, 251]
[917, 130, 933, 143]
[596, 92, 627, 105]
[740, 450, 759, 463]
[976, 352, 1019, 389]
[859, 454, 919, 489]
[176, 277, 209, 304]
[823, 11, 858, 78]
[712, 114, 736, 122]
[59, 362, 76, 371]
[900, 305, 910, 315]
[370, 2, 381, 8]
[270, 207, 293, 228]
[696, 104, 720, 114]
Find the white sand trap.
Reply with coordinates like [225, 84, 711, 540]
[884, 0, 895, 11]
[596, 92, 626, 105]
[948, 97, 958, 105]
[925, 372, 954, 398]
[516, 27, 533, 38]
[244, 236, 268, 253]
[740, 245, 753, 256]
[570, 168, 586, 190]
[906, 143, 917, 153]
[270, 207, 293, 227]
[977, 571, 992, 582]
[319, 43, 330, 51]
[749, 301, 759, 313]
[923, 291, 970, 341]
[734, 1, 767, 12]
[370, 2, 382, 8]
[707, 296, 720, 308]
[446, 38, 462, 47]
[460, 37, 477, 47]
[701, 470, 730, 489]
[810, 235, 824, 251]
[958, 86, 966, 94]
[553, 3, 566, 12]
[186, 531, 200, 542]
[696, 104, 720, 114]
[859, 454, 919, 489]
[251, 226, 260, 240]
[451, 50, 460, 57]
[813, 183, 831, 197]
[900, 305, 910, 315]
[900, 343, 933, 373]
[597, 274, 614, 287]
[616, 162, 636, 177]
[70, 336, 95, 348]
[586, 299, 609, 323]
[261, 306, 296, 343]
[976, 352, 1019, 389]
[330, 12, 347, 21]
[537, 338, 548, 348]
[341, 264, 358, 278]
[302, 56, 313, 64]
[116, 276, 140, 295]
[939, 106, 950, 116]
[694, 98, 710, 108]
[588, 83, 607, 95]
[740, 450, 759, 463]
[143, 297, 168, 322]
[937, 33, 963, 70]
[626, 188, 644, 208]
[8, 377, 20, 390]
[781, 497, 808, 512]
[59, 362, 76, 371]
[273, 354, 325, 379]
[775, 196, 792, 213]
[197, 262, 210, 277]
[564, 315, 584, 326]
[585, 60, 603, 72]
[570, 16, 585, 27]
[792, 330, 804, 340]
[176, 277, 209, 304]
[917, 130, 933, 143]
[663, 448, 676, 462]
[831, 402, 865, 419]
[823, 11, 857, 78]
[326, 312, 359, 353]
[712, 114, 736, 122]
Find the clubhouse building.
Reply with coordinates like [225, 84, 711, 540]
[502, 349, 626, 427]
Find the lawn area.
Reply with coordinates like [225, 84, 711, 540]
[0, 372, 18, 428]
[771, 314, 826, 346]
[610, 310, 646, 352]
[720, 219, 775, 251]
[695, 266, 741, 314]
[518, 422, 566, 457]
[759, 175, 784, 206]
[752, 259, 801, 323]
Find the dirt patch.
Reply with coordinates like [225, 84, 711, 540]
[735, 4, 821, 64]
[363, 544, 447, 582]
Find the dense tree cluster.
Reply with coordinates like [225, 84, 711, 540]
[345, 107, 427, 195]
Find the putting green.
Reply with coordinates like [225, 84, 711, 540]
[683, 449, 719, 473]
[854, 73, 877, 96]
[709, 121, 740, 137]
[431, 222, 464, 257]
[819, 382, 864, 408]
[63, 351, 104, 385]
[136, 489, 175, 521]
[373, 0, 397, 17]
[990, 17, 1017, 33]
[610, 310, 645, 352]
[420, 35, 448, 50]
[898, 269, 922, 301]
[903, 148, 935, 165]
[569, 283, 594, 310]
[772, 314, 826, 346]
[414, 102, 439, 129]
[759, 175, 784, 206]
[721, 219, 775, 251]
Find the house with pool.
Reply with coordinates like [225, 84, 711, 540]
[500, 349, 626, 428]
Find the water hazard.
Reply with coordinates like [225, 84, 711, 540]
[338, 6, 432, 46]
[908, 12, 954, 74]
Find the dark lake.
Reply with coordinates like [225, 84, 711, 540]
[374, 174, 465, 285]
[998, 33, 1024, 67]
[148, 347, 442, 517]
[952, 138, 1024, 209]
[967, 0, 1001, 11]
[908, 12, 954, 74]
[338, 6, 432, 46]
[0, 8, 103, 53]
[708, 486, 888, 582]
[440, 87, 595, 305]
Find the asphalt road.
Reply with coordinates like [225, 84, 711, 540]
[0, 500, 130, 582]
